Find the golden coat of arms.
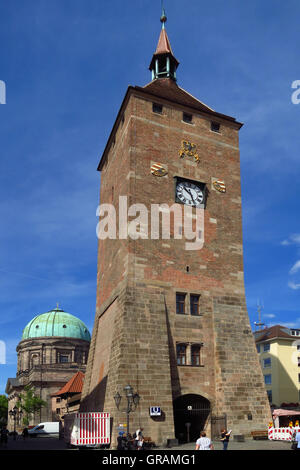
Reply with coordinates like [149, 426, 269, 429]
[213, 180, 226, 193]
[179, 140, 200, 163]
[151, 163, 168, 177]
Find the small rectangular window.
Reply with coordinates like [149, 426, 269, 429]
[263, 343, 270, 352]
[256, 344, 260, 353]
[191, 344, 201, 366]
[263, 358, 271, 368]
[183, 112, 193, 124]
[267, 390, 272, 403]
[152, 103, 163, 114]
[56, 408, 60, 414]
[59, 355, 69, 363]
[176, 344, 187, 365]
[211, 121, 220, 132]
[264, 374, 272, 385]
[190, 294, 200, 316]
[176, 293, 186, 315]
[56, 398, 61, 403]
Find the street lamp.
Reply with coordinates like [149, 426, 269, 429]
[114, 385, 140, 437]
[9, 405, 23, 441]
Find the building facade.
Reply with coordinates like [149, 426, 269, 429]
[255, 325, 300, 407]
[80, 12, 271, 445]
[6, 306, 90, 430]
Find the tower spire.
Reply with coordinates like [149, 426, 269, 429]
[149, 7, 179, 81]
[160, 4, 167, 29]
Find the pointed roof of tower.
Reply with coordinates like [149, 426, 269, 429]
[155, 27, 174, 56]
[149, 8, 179, 73]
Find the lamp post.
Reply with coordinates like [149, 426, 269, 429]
[114, 385, 140, 438]
[9, 405, 23, 440]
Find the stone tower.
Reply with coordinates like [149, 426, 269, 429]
[81, 11, 271, 445]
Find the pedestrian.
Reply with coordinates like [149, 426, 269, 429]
[0, 426, 9, 448]
[195, 431, 214, 450]
[220, 428, 232, 450]
[133, 427, 144, 450]
[293, 428, 300, 450]
[117, 431, 127, 450]
[137, 433, 144, 450]
[22, 427, 29, 440]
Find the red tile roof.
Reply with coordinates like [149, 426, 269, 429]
[139, 78, 215, 114]
[52, 371, 85, 397]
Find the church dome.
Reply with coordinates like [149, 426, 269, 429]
[21, 307, 91, 342]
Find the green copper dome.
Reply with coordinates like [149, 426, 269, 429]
[21, 307, 91, 342]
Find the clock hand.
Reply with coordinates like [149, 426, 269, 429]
[186, 187, 196, 203]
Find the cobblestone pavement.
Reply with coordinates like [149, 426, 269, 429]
[0, 436, 293, 451]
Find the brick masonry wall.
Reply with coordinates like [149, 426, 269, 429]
[81, 85, 271, 444]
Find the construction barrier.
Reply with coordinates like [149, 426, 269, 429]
[268, 427, 300, 441]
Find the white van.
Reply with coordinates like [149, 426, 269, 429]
[28, 422, 61, 437]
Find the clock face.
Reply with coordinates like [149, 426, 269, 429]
[176, 180, 204, 207]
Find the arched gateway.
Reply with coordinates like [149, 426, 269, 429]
[173, 394, 210, 443]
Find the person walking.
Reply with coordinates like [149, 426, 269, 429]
[195, 431, 214, 450]
[22, 427, 29, 440]
[134, 427, 144, 450]
[0, 426, 9, 448]
[294, 428, 300, 450]
[117, 431, 127, 450]
[220, 428, 232, 450]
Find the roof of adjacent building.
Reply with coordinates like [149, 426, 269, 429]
[52, 371, 85, 397]
[21, 307, 91, 342]
[254, 325, 299, 342]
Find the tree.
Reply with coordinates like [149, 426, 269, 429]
[16, 385, 47, 425]
[0, 395, 8, 426]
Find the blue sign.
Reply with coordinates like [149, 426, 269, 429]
[150, 406, 161, 416]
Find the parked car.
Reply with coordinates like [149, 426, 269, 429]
[28, 422, 61, 438]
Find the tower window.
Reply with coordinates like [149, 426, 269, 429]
[176, 344, 187, 365]
[191, 344, 201, 366]
[176, 293, 186, 314]
[152, 103, 163, 114]
[183, 112, 193, 124]
[190, 294, 200, 316]
[211, 121, 220, 133]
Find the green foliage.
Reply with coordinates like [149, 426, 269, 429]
[0, 395, 8, 426]
[16, 385, 47, 425]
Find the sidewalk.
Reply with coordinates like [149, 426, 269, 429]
[0, 436, 293, 451]
[166, 438, 292, 451]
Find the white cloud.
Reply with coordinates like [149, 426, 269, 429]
[263, 314, 276, 319]
[289, 261, 300, 275]
[281, 234, 300, 246]
[288, 281, 300, 290]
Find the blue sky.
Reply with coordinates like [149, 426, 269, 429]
[0, 0, 300, 394]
